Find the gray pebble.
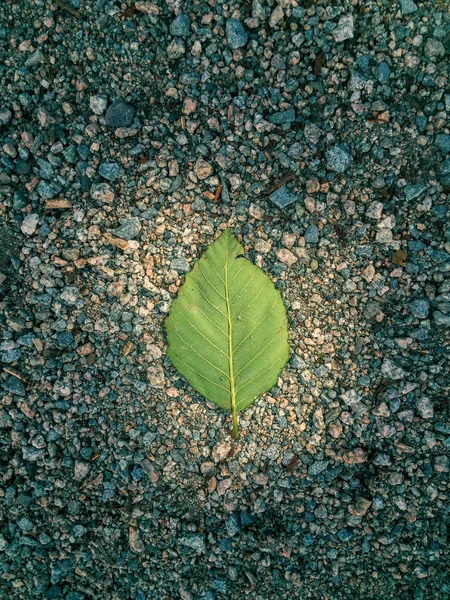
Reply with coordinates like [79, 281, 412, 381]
[326, 145, 352, 173]
[333, 15, 354, 42]
[400, 0, 418, 14]
[90, 94, 108, 115]
[305, 224, 319, 244]
[404, 183, 426, 201]
[170, 14, 191, 37]
[170, 257, 190, 273]
[269, 186, 298, 209]
[409, 299, 430, 319]
[21, 214, 39, 235]
[99, 162, 121, 181]
[113, 217, 142, 240]
[226, 19, 248, 50]
[105, 99, 136, 128]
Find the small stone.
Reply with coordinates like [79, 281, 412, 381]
[74, 461, 89, 480]
[18, 518, 34, 532]
[148, 365, 165, 388]
[381, 358, 405, 380]
[269, 186, 298, 209]
[424, 40, 445, 60]
[212, 441, 232, 462]
[269, 5, 284, 27]
[433, 311, 450, 326]
[0, 107, 12, 125]
[435, 456, 449, 473]
[194, 158, 213, 180]
[350, 498, 372, 517]
[409, 299, 430, 319]
[129, 527, 144, 553]
[179, 534, 206, 553]
[309, 460, 328, 476]
[404, 183, 426, 201]
[276, 248, 297, 266]
[113, 218, 141, 241]
[416, 397, 433, 419]
[326, 145, 352, 173]
[375, 228, 393, 244]
[170, 14, 191, 37]
[329, 422, 342, 438]
[226, 515, 240, 537]
[45, 198, 72, 210]
[342, 389, 362, 406]
[21, 213, 39, 235]
[3, 376, 26, 397]
[99, 162, 121, 181]
[375, 62, 390, 83]
[333, 15, 354, 42]
[105, 99, 135, 128]
[36, 180, 59, 200]
[135, 1, 159, 14]
[90, 182, 115, 203]
[304, 224, 319, 244]
[170, 257, 190, 274]
[436, 134, 450, 155]
[226, 19, 248, 50]
[268, 108, 295, 125]
[60, 286, 79, 305]
[57, 332, 74, 348]
[167, 39, 186, 59]
[90, 95, 108, 115]
[400, 0, 418, 14]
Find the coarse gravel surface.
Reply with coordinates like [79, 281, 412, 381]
[1, 0, 449, 599]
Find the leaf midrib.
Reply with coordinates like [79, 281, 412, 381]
[224, 236, 238, 436]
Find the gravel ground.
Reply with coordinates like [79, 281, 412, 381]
[1, 0, 450, 599]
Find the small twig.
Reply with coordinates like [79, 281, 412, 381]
[3, 366, 28, 382]
[214, 185, 223, 202]
[266, 172, 296, 195]
[54, 0, 81, 19]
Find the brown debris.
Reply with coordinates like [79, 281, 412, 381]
[45, 198, 72, 210]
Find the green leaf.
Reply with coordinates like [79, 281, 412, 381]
[165, 229, 290, 438]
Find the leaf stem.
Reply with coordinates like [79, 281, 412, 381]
[232, 409, 238, 439]
[225, 237, 238, 438]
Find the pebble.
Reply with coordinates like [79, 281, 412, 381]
[170, 14, 191, 37]
[179, 534, 206, 553]
[404, 183, 426, 201]
[226, 19, 248, 50]
[304, 224, 319, 244]
[90, 95, 108, 115]
[269, 186, 298, 209]
[326, 145, 352, 173]
[0, 106, 12, 125]
[333, 15, 354, 42]
[424, 39, 445, 59]
[381, 358, 406, 380]
[21, 213, 39, 235]
[194, 158, 213, 180]
[409, 299, 430, 319]
[400, 0, 418, 14]
[170, 257, 190, 274]
[98, 162, 121, 181]
[90, 182, 115, 203]
[3, 377, 26, 397]
[105, 99, 136, 128]
[268, 109, 296, 125]
[416, 397, 433, 419]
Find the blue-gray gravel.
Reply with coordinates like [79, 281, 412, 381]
[0, 1, 449, 599]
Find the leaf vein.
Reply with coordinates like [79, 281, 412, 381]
[171, 328, 230, 379]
